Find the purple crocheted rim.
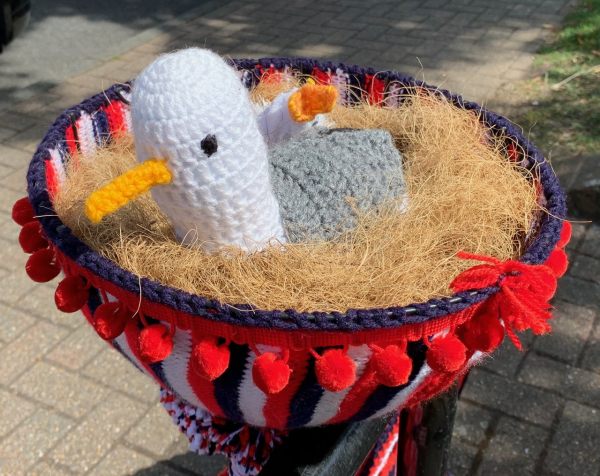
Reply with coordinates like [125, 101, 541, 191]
[26, 57, 566, 332]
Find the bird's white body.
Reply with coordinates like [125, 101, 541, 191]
[131, 49, 290, 252]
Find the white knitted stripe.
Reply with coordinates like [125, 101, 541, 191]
[307, 344, 372, 427]
[77, 112, 96, 157]
[161, 329, 208, 411]
[113, 329, 155, 379]
[49, 148, 66, 185]
[237, 349, 267, 427]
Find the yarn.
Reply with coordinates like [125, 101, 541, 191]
[252, 352, 292, 394]
[18, 221, 47, 253]
[192, 337, 231, 381]
[12, 197, 35, 226]
[314, 349, 356, 392]
[85, 158, 172, 224]
[457, 305, 504, 353]
[25, 248, 60, 282]
[545, 248, 568, 277]
[371, 345, 413, 387]
[92, 302, 130, 340]
[426, 335, 467, 373]
[138, 323, 173, 362]
[557, 221, 572, 248]
[54, 276, 88, 312]
[288, 84, 337, 122]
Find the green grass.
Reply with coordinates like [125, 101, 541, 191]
[516, 0, 600, 157]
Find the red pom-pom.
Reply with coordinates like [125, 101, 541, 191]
[192, 338, 230, 380]
[371, 345, 412, 387]
[426, 335, 467, 373]
[25, 248, 60, 282]
[55, 276, 88, 313]
[557, 221, 572, 249]
[18, 221, 47, 254]
[12, 197, 35, 226]
[545, 248, 568, 278]
[315, 349, 356, 392]
[92, 302, 130, 340]
[138, 323, 173, 362]
[458, 310, 505, 353]
[252, 352, 292, 394]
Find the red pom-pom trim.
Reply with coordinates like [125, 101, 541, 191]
[92, 302, 130, 340]
[12, 197, 35, 226]
[371, 345, 412, 387]
[545, 248, 568, 278]
[315, 349, 356, 392]
[25, 248, 60, 282]
[18, 221, 47, 254]
[557, 221, 572, 249]
[252, 352, 292, 394]
[458, 309, 504, 353]
[192, 337, 231, 381]
[138, 323, 173, 363]
[426, 335, 467, 373]
[55, 276, 88, 313]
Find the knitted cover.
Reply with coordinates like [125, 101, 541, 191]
[19, 58, 568, 434]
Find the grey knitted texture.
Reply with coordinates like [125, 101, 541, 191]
[269, 128, 406, 242]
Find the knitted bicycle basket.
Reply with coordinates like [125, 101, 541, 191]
[17, 57, 568, 442]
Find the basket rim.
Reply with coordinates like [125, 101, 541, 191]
[26, 57, 566, 334]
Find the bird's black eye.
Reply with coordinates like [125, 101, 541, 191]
[200, 134, 218, 157]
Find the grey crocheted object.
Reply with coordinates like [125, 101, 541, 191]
[269, 128, 406, 242]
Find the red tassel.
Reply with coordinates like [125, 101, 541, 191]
[25, 248, 60, 282]
[315, 349, 356, 392]
[458, 303, 505, 353]
[138, 323, 173, 363]
[18, 221, 48, 254]
[252, 352, 292, 394]
[557, 221, 572, 249]
[371, 345, 413, 387]
[12, 197, 35, 226]
[55, 276, 88, 313]
[426, 335, 467, 373]
[92, 302, 130, 340]
[545, 248, 568, 278]
[192, 337, 231, 381]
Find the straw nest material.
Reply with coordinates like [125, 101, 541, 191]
[54, 83, 540, 313]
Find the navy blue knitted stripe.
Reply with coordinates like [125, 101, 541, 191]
[213, 343, 248, 423]
[25, 60, 567, 333]
[286, 353, 324, 428]
[349, 340, 427, 422]
[93, 110, 110, 145]
[87, 286, 102, 314]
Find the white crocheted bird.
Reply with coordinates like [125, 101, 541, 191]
[85, 48, 405, 252]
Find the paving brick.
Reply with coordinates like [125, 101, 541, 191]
[15, 284, 83, 330]
[481, 332, 533, 377]
[82, 347, 157, 403]
[570, 253, 600, 284]
[0, 388, 36, 439]
[0, 215, 22, 243]
[476, 416, 547, 475]
[125, 403, 182, 457]
[0, 164, 28, 192]
[449, 439, 478, 476]
[0, 408, 74, 476]
[518, 352, 600, 409]
[1, 124, 49, 154]
[554, 275, 600, 309]
[11, 361, 111, 419]
[579, 224, 600, 258]
[0, 187, 26, 219]
[0, 304, 36, 343]
[453, 400, 494, 446]
[543, 401, 600, 475]
[534, 301, 596, 364]
[88, 445, 179, 476]
[165, 438, 227, 475]
[25, 462, 72, 476]
[46, 324, 106, 371]
[0, 241, 26, 273]
[462, 368, 562, 427]
[0, 112, 38, 133]
[49, 392, 147, 473]
[582, 319, 600, 374]
[0, 320, 68, 385]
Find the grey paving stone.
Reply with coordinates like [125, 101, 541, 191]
[0, 320, 68, 385]
[0, 408, 74, 476]
[0, 240, 27, 274]
[15, 284, 83, 330]
[582, 319, 600, 374]
[543, 401, 600, 475]
[481, 331, 533, 378]
[0, 388, 36, 439]
[570, 253, 600, 284]
[165, 438, 227, 476]
[518, 352, 600, 409]
[125, 403, 182, 457]
[49, 392, 147, 473]
[462, 368, 562, 427]
[448, 439, 478, 476]
[534, 301, 596, 364]
[89, 445, 176, 476]
[0, 304, 36, 343]
[11, 361, 111, 419]
[46, 323, 106, 371]
[0, 187, 25, 220]
[0, 165, 28, 193]
[453, 400, 493, 446]
[554, 275, 600, 309]
[82, 347, 157, 403]
[579, 224, 600, 258]
[25, 462, 72, 476]
[0, 144, 32, 169]
[476, 416, 547, 476]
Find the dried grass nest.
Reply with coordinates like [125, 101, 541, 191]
[54, 82, 540, 313]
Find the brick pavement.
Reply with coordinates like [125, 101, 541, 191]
[1, 1, 598, 475]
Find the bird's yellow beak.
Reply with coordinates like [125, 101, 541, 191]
[288, 84, 338, 122]
[85, 158, 172, 224]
